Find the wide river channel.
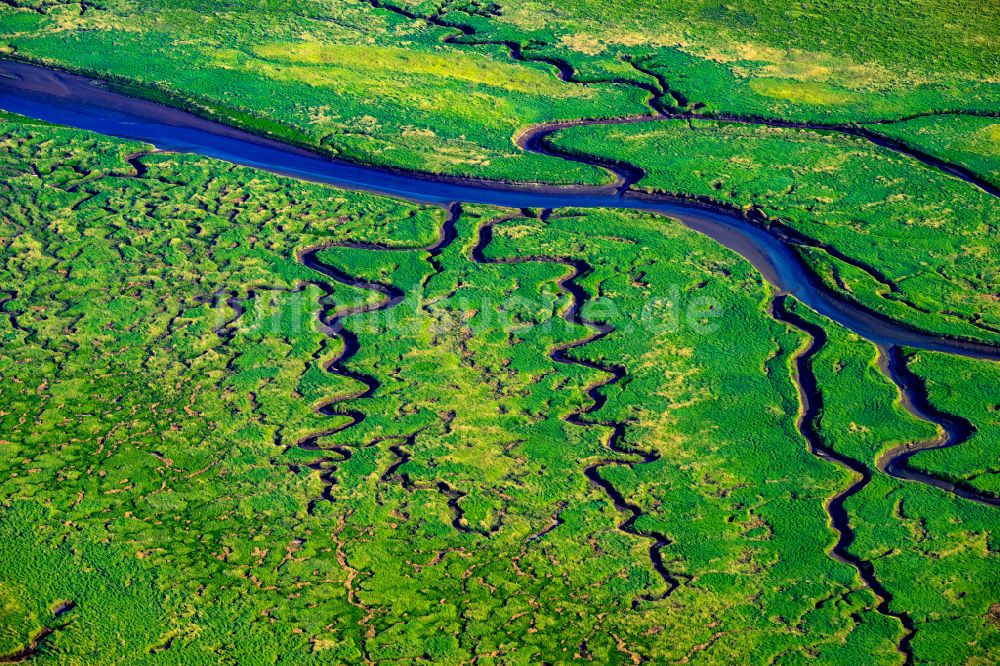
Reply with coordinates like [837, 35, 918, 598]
[1, 58, 997, 361]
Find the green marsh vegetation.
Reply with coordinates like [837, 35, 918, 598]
[868, 115, 1000, 190]
[548, 119, 1000, 346]
[1, 118, 998, 662]
[1, 0, 998, 661]
[0, 118, 449, 661]
[452, 0, 1000, 119]
[2, 0, 997, 187]
[786, 300, 1000, 664]
[0, 0, 651, 184]
[3, 0, 995, 357]
[900, 351, 1000, 499]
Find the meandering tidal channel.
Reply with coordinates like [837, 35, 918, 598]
[1, 57, 997, 660]
[1, 59, 997, 360]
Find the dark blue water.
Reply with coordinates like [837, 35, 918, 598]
[1, 58, 996, 359]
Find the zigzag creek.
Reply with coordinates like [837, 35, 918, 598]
[283, 204, 459, 515]
[472, 212, 686, 604]
[773, 296, 915, 664]
[1, 58, 998, 629]
[290, 245, 403, 516]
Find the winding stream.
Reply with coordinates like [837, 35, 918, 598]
[773, 296, 914, 664]
[285, 206, 460, 511]
[877, 346, 1000, 508]
[1, 59, 996, 362]
[471, 211, 686, 604]
[1, 55, 998, 651]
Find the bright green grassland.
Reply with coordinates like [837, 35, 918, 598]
[548, 119, 1000, 345]
[868, 115, 1000, 189]
[0, 0, 646, 184]
[9, 0, 993, 350]
[0, 0, 997, 188]
[0, 0, 998, 661]
[903, 352, 1000, 498]
[1, 118, 998, 663]
[472, 0, 1000, 120]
